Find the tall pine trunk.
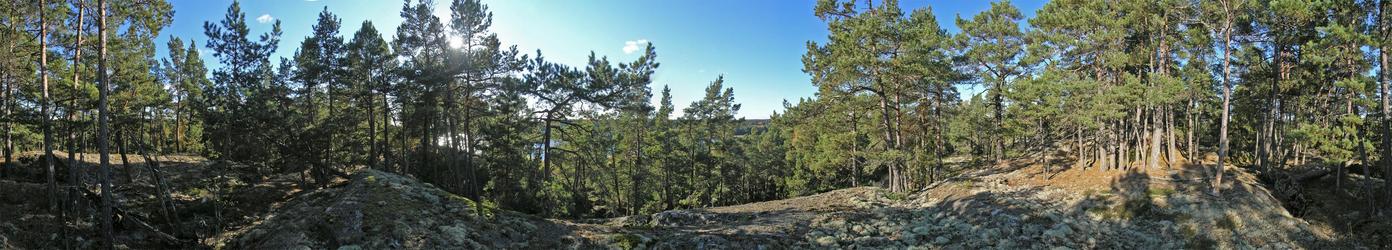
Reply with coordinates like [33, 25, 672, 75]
[119, 129, 133, 183]
[1215, 7, 1234, 196]
[1150, 108, 1162, 170]
[2, 69, 9, 176]
[97, 0, 117, 246]
[67, 1, 86, 218]
[1379, 0, 1392, 209]
[3, 68, 11, 174]
[1188, 97, 1196, 164]
[367, 91, 376, 169]
[39, 0, 60, 212]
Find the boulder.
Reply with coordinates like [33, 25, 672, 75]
[933, 236, 949, 245]
[815, 236, 838, 246]
[651, 210, 718, 227]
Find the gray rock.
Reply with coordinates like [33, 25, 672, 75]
[652, 210, 717, 227]
[327, 201, 365, 245]
[815, 236, 838, 246]
[934, 236, 950, 245]
[981, 228, 1001, 240]
[421, 190, 441, 205]
[911, 226, 931, 235]
[618, 214, 651, 228]
[996, 239, 1015, 249]
[1043, 224, 1073, 240]
[1023, 224, 1044, 236]
[438, 225, 471, 245]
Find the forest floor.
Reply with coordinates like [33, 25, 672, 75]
[1, 151, 1389, 249]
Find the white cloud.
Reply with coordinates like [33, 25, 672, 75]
[623, 39, 649, 54]
[256, 14, 274, 24]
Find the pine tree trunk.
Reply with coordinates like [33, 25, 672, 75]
[2, 69, 9, 176]
[119, 129, 133, 183]
[632, 122, 644, 215]
[1098, 123, 1107, 172]
[3, 69, 11, 174]
[934, 88, 946, 182]
[39, 0, 61, 212]
[1379, 0, 1392, 209]
[993, 86, 1005, 163]
[1358, 123, 1376, 216]
[1163, 105, 1174, 165]
[368, 93, 377, 169]
[97, 0, 117, 246]
[541, 114, 553, 195]
[382, 93, 391, 170]
[850, 111, 859, 186]
[1188, 97, 1196, 164]
[876, 91, 898, 191]
[328, 75, 337, 172]
[1215, 9, 1234, 196]
[443, 91, 458, 192]
[400, 101, 409, 174]
[67, 1, 86, 218]
[1150, 108, 1162, 170]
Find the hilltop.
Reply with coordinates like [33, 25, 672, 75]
[0, 157, 1331, 248]
[4, 152, 1390, 249]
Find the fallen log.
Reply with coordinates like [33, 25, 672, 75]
[1293, 168, 1331, 183]
[79, 187, 192, 246]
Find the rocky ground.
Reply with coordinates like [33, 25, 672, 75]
[1, 152, 1387, 249]
[578, 162, 1345, 249]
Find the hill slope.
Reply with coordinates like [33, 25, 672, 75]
[227, 162, 1343, 249]
[0, 153, 1357, 249]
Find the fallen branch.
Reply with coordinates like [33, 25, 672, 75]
[1292, 168, 1331, 183]
[79, 187, 192, 246]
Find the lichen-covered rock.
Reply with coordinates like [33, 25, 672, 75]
[933, 236, 949, 245]
[651, 210, 719, 227]
[1042, 224, 1072, 240]
[815, 236, 837, 246]
[225, 170, 575, 249]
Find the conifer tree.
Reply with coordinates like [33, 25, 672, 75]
[955, 1, 1026, 163]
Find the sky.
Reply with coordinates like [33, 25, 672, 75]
[156, 0, 1047, 119]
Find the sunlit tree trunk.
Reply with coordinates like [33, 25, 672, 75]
[39, 0, 60, 212]
[67, 0, 86, 218]
[1215, 2, 1234, 196]
[97, 0, 117, 246]
[1378, 0, 1392, 209]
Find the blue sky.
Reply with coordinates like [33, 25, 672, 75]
[156, 0, 1046, 118]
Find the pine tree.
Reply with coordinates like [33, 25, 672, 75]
[805, 0, 912, 192]
[345, 21, 394, 169]
[955, 1, 1027, 164]
[64, 0, 89, 220]
[1205, 0, 1244, 195]
[203, 0, 282, 165]
[681, 75, 740, 206]
[161, 37, 209, 154]
[392, 0, 448, 182]
[37, 0, 60, 213]
[293, 7, 346, 187]
[96, 0, 115, 246]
